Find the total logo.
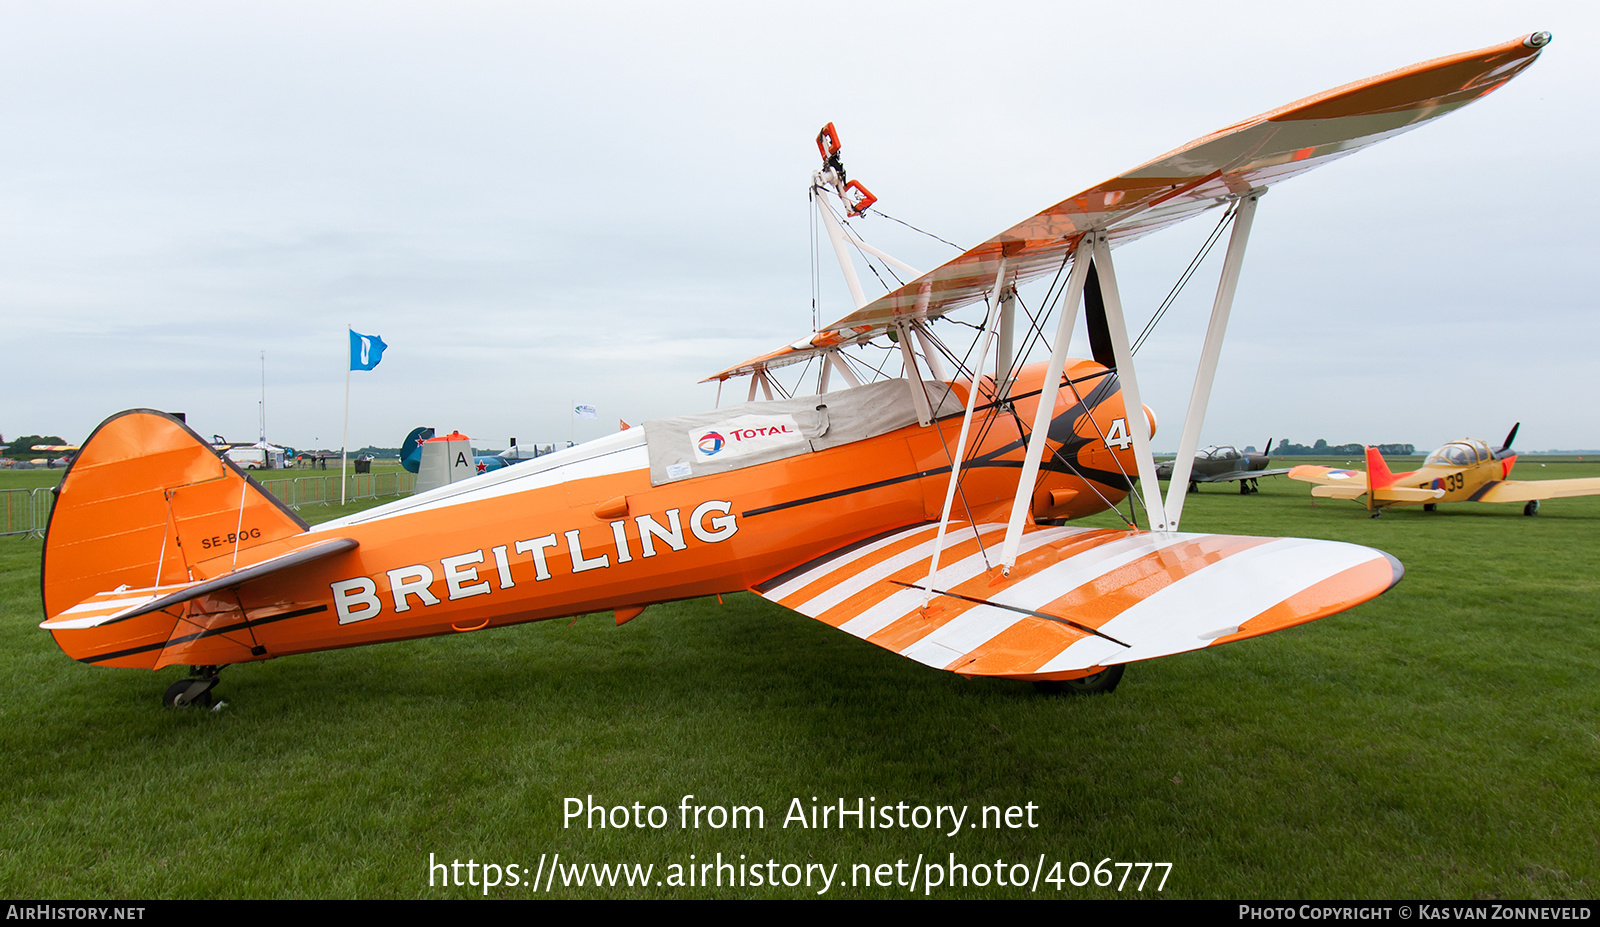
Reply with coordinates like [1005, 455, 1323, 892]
[691, 416, 804, 461]
[698, 432, 726, 456]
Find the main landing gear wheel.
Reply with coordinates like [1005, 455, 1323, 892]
[1034, 664, 1125, 696]
[1423, 503, 1437, 512]
[1524, 500, 1540, 517]
[162, 667, 221, 708]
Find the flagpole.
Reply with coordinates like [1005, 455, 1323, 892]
[341, 326, 350, 505]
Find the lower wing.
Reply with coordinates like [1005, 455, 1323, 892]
[1196, 467, 1292, 483]
[755, 522, 1400, 681]
[1471, 477, 1600, 504]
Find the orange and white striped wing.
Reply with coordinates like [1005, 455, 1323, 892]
[756, 523, 1401, 680]
[709, 35, 1548, 383]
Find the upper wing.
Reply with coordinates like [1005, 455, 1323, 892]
[755, 521, 1400, 680]
[1472, 477, 1600, 504]
[709, 34, 1549, 383]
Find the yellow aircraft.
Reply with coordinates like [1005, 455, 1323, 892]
[1288, 425, 1600, 517]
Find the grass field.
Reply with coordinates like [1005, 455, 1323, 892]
[2, 460, 1597, 899]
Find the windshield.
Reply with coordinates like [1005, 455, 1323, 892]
[1425, 444, 1473, 467]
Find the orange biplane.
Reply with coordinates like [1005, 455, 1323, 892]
[39, 34, 1551, 706]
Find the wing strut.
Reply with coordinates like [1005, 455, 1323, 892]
[995, 287, 1016, 391]
[815, 189, 869, 310]
[895, 322, 933, 425]
[1162, 190, 1262, 529]
[999, 236, 1093, 572]
[912, 321, 948, 382]
[921, 257, 1009, 603]
[1090, 231, 1169, 531]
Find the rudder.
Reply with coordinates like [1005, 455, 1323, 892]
[41, 410, 310, 624]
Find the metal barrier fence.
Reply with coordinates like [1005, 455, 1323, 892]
[1, 487, 55, 539]
[0, 472, 413, 539]
[259, 471, 416, 508]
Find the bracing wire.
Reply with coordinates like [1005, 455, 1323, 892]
[823, 198, 907, 293]
[809, 187, 821, 333]
[1130, 202, 1237, 355]
[868, 208, 967, 253]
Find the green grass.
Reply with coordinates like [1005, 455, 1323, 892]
[2, 465, 1597, 899]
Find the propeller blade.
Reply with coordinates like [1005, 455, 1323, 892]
[1084, 258, 1115, 369]
[1494, 422, 1520, 460]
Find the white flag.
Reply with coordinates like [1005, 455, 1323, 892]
[573, 403, 597, 420]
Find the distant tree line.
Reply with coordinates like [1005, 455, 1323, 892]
[1274, 439, 1415, 456]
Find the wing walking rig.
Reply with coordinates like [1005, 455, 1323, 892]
[40, 34, 1550, 702]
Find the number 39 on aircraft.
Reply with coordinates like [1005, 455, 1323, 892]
[39, 34, 1553, 707]
[1290, 424, 1600, 517]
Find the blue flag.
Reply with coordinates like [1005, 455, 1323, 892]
[349, 330, 388, 371]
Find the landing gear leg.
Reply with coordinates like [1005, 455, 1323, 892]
[1239, 480, 1250, 495]
[163, 666, 222, 708]
[1034, 664, 1125, 695]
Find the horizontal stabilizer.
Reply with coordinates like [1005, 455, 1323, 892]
[1289, 465, 1366, 488]
[755, 522, 1400, 681]
[40, 537, 358, 630]
[1378, 486, 1446, 504]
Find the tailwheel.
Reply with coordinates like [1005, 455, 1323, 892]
[1034, 664, 1125, 696]
[1524, 500, 1540, 517]
[162, 667, 221, 709]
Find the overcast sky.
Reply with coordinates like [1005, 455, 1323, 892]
[2, 1, 1594, 454]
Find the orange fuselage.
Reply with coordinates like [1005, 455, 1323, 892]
[49, 361, 1139, 670]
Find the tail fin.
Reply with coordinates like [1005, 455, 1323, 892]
[400, 426, 434, 474]
[41, 410, 309, 625]
[1364, 446, 1395, 510]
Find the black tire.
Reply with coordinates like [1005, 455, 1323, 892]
[162, 679, 214, 709]
[1524, 500, 1540, 517]
[1423, 503, 1436, 512]
[1034, 664, 1125, 696]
